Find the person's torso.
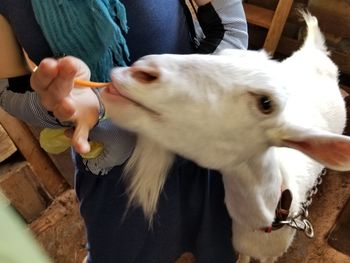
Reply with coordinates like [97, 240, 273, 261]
[0, 0, 194, 65]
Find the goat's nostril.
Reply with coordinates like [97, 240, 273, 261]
[130, 66, 160, 84]
[132, 71, 158, 83]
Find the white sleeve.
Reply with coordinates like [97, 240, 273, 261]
[193, 0, 248, 53]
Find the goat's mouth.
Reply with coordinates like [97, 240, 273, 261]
[102, 85, 160, 116]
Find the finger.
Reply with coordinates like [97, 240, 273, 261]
[46, 57, 91, 100]
[30, 58, 58, 92]
[46, 58, 79, 100]
[58, 56, 91, 82]
[71, 124, 91, 154]
[53, 97, 76, 122]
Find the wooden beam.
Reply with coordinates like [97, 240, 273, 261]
[30, 190, 87, 263]
[0, 109, 69, 198]
[0, 123, 17, 162]
[332, 51, 350, 76]
[276, 35, 300, 55]
[309, 0, 350, 39]
[243, 3, 274, 29]
[246, 1, 350, 76]
[0, 161, 48, 222]
[263, 0, 294, 54]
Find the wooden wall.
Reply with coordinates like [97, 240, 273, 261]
[245, 0, 350, 89]
[0, 79, 86, 263]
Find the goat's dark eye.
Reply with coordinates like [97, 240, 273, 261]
[258, 95, 273, 114]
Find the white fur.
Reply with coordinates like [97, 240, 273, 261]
[123, 136, 174, 221]
[101, 13, 350, 262]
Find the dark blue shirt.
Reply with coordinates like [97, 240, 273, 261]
[0, 1, 236, 262]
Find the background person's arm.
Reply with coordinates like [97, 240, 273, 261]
[0, 15, 62, 128]
[0, 15, 30, 78]
[194, 0, 211, 5]
[192, 0, 248, 53]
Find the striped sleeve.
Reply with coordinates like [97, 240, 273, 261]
[0, 79, 63, 128]
[196, 0, 248, 53]
[0, 78, 136, 173]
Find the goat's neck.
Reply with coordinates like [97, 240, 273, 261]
[221, 148, 282, 229]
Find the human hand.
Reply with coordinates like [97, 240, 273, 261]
[30, 56, 100, 154]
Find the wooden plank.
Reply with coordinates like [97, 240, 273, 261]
[311, 9, 350, 39]
[276, 35, 300, 55]
[29, 126, 75, 186]
[327, 196, 350, 256]
[332, 51, 350, 76]
[278, 169, 350, 263]
[30, 190, 87, 263]
[247, 25, 299, 53]
[243, 3, 274, 29]
[249, 18, 350, 76]
[263, 0, 294, 54]
[0, 161, 48, 222]
[0, 123, 17, 162]
[341, 85, 350, 97]
[308, 0, 350, 39]
[245, 1, 350, 74]
[0, 108, 69, 198]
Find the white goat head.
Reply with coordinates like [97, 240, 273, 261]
[102, 45, 350, 174]
[101, 13, 350, 263]
[103, 50, 290, 170]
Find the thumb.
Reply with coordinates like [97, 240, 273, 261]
[72, 124, 91, 154]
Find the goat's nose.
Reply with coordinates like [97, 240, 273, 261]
[129, 65, 160, 84]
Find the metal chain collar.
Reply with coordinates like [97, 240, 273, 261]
[277, 168, 326, 238]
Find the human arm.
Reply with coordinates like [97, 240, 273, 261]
[0, 13, 134, 171]
[192, 0, 248, 53]
[30, 57, 101, 154]
[0, 16, 100, 154]
[0, 15, 30, 78]
[0, 58, 100, 155]
[194, 0, 210, 5]
[0, 14, 70, 129]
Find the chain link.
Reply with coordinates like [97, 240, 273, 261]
[276, 168, 326, 238]
[302, 168, 326, 211]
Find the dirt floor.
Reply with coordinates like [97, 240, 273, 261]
[277, 169, 350, 263]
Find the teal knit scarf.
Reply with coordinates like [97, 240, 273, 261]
[31, 0, 129, 82]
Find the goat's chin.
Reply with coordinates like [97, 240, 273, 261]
[103, 99, 153, 133]
[102, 87, 160, 118]
[104, 103, 162, 137]
[103, 102, 133, 127]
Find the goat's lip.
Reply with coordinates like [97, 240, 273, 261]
[103, 85, 160, 116]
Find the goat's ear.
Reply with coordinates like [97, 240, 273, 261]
[276, 126, 350, 171]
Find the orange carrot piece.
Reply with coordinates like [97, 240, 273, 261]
[73, 79, 110, 88]
[32, 64, 110, 88]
